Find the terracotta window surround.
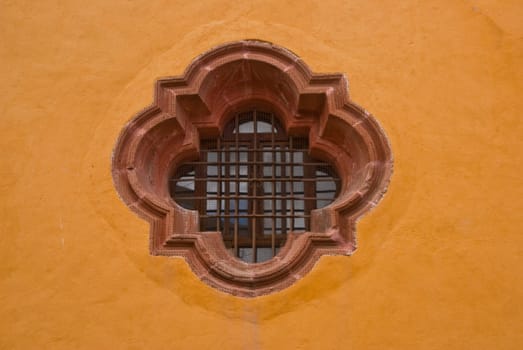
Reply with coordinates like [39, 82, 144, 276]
[112, 40, 393, 297]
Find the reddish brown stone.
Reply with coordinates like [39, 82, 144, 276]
[112, 40, 393, 297]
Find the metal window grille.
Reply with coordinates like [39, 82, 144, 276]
[170, 111, 340, 263]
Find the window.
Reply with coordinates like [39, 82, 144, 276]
[170, 110, 340, 263]
[112, 40, 393, 297]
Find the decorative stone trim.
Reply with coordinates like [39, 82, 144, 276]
[112, 40, 393, 297]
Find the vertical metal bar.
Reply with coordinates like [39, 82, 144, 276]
[252, 110, 257, 263]
[234, 114, 239, 257]
[280, 142, 287, 235]
[271, 113, 276, 257]
[224, 143, 230, 242]
[196, 148, 205, 230]
[216, 137, 221, 232]
[290, 137, 295, 232]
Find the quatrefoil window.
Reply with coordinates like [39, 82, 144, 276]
[112, 40, 393, 297]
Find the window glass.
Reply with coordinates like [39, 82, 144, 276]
[171, 111, 340, 263]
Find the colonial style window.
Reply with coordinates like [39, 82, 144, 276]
[112, 40, 393, 297]
[170, 110, 340, 263]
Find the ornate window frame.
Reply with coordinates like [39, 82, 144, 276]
[112, 40, 393, 297]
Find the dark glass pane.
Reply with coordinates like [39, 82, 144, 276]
[171, 166, 196, 210]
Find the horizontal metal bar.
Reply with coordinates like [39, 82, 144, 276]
[171, 177, 341, 182]
[179, 161, 333, 166]
[173, 195, 331, 200]
[200, 214, 311, 218]
[221, 238, 288, 245]
[200, 147, 309, 151]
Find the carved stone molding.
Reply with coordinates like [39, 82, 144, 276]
[112, 40, 393, 297]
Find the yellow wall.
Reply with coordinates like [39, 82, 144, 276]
[1, 1, 522, 348]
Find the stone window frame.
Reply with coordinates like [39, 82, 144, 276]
[112, 40, 393, 297]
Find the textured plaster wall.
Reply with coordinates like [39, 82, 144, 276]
[1, 0, 522, 349]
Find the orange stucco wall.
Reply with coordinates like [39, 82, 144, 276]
[1, 1, 522, 349]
